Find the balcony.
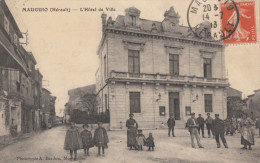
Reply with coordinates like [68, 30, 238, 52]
[0, 68, 34, 105]
[109, 71, 229, 87]
[0, 30, 27, 74]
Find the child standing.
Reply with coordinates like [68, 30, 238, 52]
[93, 122, 109, 156]
[136, 129, 146, 151]
[81, 124, 94, 156]
[146, 133, 155, 151]
[64, 122, 82, 161]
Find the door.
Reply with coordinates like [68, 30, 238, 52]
[169, 92, 180, 120]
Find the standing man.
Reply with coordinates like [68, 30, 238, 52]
[187, 113, 204, 148]
[167, 114, 176, 137]
[197, 114, 205, 138]
[205, 113, 214, 138]
[212, 114, 228, 148]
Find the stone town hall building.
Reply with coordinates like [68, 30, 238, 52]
[96, 7, 229, 130]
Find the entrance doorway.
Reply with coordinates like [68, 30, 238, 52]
[169, 92, 180, 120]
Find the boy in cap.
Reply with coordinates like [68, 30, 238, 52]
[93, 122, 109, 156]
[186, 113, 204, 148]
[212, 114, 228, 148]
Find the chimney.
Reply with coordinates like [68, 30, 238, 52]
[101, 13, 107, 26]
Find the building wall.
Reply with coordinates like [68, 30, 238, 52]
[104, 34, 225, 79]
[0, 98, 9, 136]
[108, 82, 227, 130]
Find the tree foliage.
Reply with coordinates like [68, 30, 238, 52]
[227, 96, 244, 117]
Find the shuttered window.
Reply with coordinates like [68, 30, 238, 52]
[205, 94, 213, 112]
[104, 55, 107, 78]
[130, 15, 136, 26]
[169, 54, 179, 75]
[128, 50, 140, 73]
[130, 92, 141, 113]
[4, 16, 9, 34]
[204, 58, 212, 78]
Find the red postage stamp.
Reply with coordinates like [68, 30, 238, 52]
[221, 1, 257, 44]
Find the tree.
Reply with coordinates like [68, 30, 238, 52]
[227, 96, 244, 117]
[80, 93, 98, 115]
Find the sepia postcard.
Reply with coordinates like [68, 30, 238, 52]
[0, 0, 260, 162]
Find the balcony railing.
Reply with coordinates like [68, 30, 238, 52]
[109, 71, 229, 86]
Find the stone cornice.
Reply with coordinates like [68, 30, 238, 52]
[103, 26, 223, 48]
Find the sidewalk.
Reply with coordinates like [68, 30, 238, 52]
[0, 130, 43, 150]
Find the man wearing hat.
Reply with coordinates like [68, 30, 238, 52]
[167, 114, 176, 137]
[205, 113, 214, 138]
[197, 114, 205, 138]
[186, 113, 204, 148]
[212, 114, 228, 148]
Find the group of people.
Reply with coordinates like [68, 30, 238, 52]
[64, 122, 109, 161]
[64, 112, 259, 160]
[185, 112, 257, 150]
[126, 113, 155, 151]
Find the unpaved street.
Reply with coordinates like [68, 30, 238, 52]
[0, 126, 260, 163]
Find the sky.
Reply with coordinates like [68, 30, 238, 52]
[6, 0, 260, 117]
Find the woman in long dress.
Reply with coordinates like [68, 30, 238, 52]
[240, 113, 255, 150]
[126, 113, 138, 150]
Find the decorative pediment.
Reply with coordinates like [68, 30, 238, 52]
[123, 39, 145, 51]
[164, 44, 184, 54]
[199, 49, 216, 59]
[124, 7, 141, 27]
[162, 6, 181, 33]
[125, 7, 140, 16]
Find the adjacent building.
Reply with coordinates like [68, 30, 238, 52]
[96, 7, 229, 130]
[246, 89, 260, 118]
[41, 88, 56, 128]
[0, 0, 55, 138]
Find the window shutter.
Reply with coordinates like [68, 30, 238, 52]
[134, 51, 140, 73]
[128, 51, 134, 73]
[130, 92, 141, 113]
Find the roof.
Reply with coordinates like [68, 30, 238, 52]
[0, 1, 23, 38]
[97, 6, 222, 55]
[36, 69, 43, 77]
[28, 52, 37, 64]
[42, 88, 51, 94]
[114, 15, 190, 36]
[68, 84, 96, 96]
[254, 89, 260, 93]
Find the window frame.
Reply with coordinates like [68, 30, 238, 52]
[203, 58, 212, 78]
[128, 50, 140, 74]
[169, 54, 179, 76]
[130, 15, 136, 26]
[204, 94, 213, 112]
[159, 106, 166, 116]
[185, 106, 191, 116]
[129, 92, 141, 113]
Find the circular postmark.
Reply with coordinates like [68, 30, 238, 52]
[187, 0, 240, 41]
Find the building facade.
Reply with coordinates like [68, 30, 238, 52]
[246, 89, 260, 118]
[41, 88, 56, 128]
[96, 7, 229, 130]
[0, 0, 54, 137]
